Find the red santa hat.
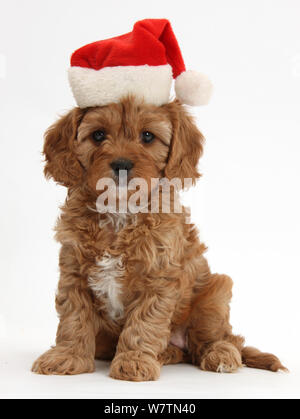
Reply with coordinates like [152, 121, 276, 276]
[68, 19, 212, 108]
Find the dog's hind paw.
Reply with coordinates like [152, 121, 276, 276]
[200, 341, 243, 373]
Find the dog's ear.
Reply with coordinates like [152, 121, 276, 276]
[164, 100, 204, 184]
[43, 108, 85, 188]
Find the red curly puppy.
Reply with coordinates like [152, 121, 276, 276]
[32, 97, 285, 380]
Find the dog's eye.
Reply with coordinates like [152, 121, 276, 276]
[141, 131, 155, 144]
[92, 130, 106, 143]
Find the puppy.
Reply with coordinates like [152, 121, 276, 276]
[32, 96, 285, 381]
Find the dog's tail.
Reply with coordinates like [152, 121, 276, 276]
[241, 346, 287, 372]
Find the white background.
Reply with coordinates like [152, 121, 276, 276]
[0, 0, 300, 399]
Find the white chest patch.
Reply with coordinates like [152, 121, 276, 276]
[88, 252, 125, 320]
[99, 212, 136, 232]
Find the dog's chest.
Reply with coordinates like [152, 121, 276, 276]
[88, 252, 125, 320]
[87, 213, 137, 320]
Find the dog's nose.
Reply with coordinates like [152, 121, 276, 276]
[110, 159, 134, 176]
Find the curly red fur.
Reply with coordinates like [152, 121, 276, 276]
[32, 97, 286, 380]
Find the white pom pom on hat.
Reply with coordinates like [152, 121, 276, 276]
[68, 19, 213, 108]
[175, 70, 213, 106]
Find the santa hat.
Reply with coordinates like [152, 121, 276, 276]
[68, 19, 212, 108]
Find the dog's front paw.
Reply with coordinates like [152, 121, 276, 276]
[110, 351, 161, 382]
[32, 346, 95, 376]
